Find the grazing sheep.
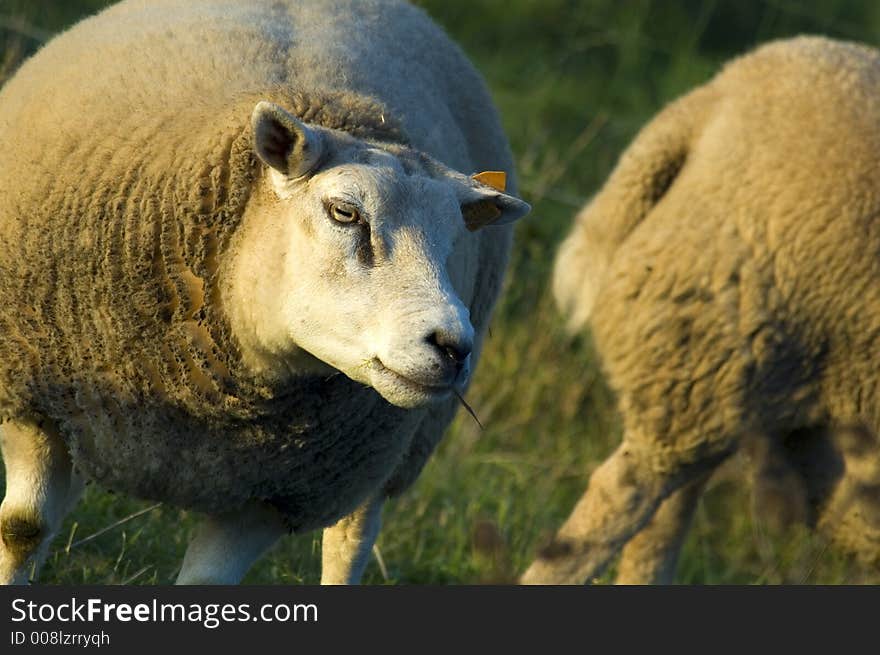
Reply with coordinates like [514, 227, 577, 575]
[522, 35, 880, 585]
[0, 0, 530, 585]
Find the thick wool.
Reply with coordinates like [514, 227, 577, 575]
[0, 0, 517, 533]
[540, 35, 880, 582]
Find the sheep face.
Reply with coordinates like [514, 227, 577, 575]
[236, 102, 530, 408]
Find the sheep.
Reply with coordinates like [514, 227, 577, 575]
[521, 35, 880, 585]
[0, 0, 530, 585]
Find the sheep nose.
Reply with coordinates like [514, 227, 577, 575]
[426, 330, 472, 372]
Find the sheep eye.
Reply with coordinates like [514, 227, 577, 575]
[328, 201, 361, 224]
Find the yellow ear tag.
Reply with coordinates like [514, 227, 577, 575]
[472, 171, 507, 192]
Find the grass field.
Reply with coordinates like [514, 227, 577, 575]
[1, 0, 879, 584]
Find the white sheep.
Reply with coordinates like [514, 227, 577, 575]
[0, 0, 530, 585]
[522, 35, 880, 584]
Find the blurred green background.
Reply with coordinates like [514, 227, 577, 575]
[1, 0, 878, 584]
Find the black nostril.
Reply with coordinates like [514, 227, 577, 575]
[426, 331, 472, 366]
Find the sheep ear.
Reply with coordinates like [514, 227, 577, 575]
[251, 101, 324, 178]
[459, 171, 531, 231]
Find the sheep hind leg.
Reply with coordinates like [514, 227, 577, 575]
[176, 501, 287, 585]
[321, 495, 383, 585]
[614, 474, 709, 584]
[815, 425, 880, 568]
[520, 441, 729, 585]
[0, 417, 83, 585]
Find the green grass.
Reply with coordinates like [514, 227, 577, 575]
[2, 0, 879, 584]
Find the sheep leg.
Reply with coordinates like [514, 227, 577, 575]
[614, 475, 709, 584]
[321, 495, 383, 584]
[520, 441, 725, 585]
[176, 501, 287, 585]
[0, 417, 83, 585]
[814, 425, 880, 565]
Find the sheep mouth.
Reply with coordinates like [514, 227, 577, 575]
[369, 358, 454, 406]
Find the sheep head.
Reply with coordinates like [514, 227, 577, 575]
[229, 101, 530, 409]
